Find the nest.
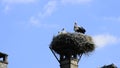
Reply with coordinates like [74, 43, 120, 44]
[101, 64, 117, 68]
[50, 33, 95, 55]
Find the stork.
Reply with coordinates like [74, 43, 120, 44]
[74, 22, 86, 34]
[58, 28, 67, 34]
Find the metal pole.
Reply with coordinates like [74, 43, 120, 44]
[78, 54, 83, 63]
[49, 47, 60, 63]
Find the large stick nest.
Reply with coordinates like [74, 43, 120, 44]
[101, 64, 117, 68]
[50, 33, 95, 55]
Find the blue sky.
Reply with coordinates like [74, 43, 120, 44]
[0, 0, 120, 68]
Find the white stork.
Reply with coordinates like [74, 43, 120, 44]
[58, 28, 67, 34]
[74, 22, 86, 34]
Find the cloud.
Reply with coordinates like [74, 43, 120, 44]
[1, 0, 37, 13]
[1, 0, 36, 4]
[39, 0, 57, 18]
[92, 34, 119, 48]
[29, 16, 60, 29]
[61, 0, 92, 4]
[3, 5, 11, 13]
[103, 16, 120, 22]
[29, 16, 40, 25]
[28, 0, 58, 28]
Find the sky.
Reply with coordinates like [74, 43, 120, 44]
[0, 0, 120, 68]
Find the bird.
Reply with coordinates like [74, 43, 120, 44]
[58, 28, 67, 34]
[74, 22, 86, 34]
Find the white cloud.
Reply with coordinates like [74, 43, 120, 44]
[28, 0, 58, 28]
[29, 16, 60, 29]
[103, 16, 120, 22]
[29, 16, 40, 25]
[2, 0, 36, 4]
[1, 0, 37, 13]
[39, 0, 57, 18]
[93, 34, 119, 48]
[3, 5, 11, 13]
[61, 0, 92, 4]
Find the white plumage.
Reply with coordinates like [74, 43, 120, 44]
[58, 28, 67, 34]
[74, 22, 86, 34]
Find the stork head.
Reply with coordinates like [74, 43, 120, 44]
[74, 21, 77, 25]
[62, 28, 65, 31]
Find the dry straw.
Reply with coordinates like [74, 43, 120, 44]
[50, 33, 95, 55]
